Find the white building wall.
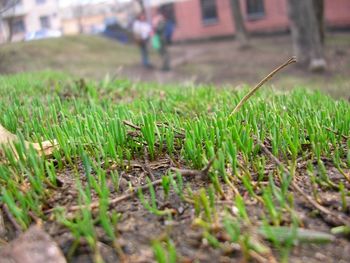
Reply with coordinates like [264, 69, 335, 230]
[0, 0, 61, 43]
[26, 0, 61, 32]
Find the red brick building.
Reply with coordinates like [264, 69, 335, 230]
[163, 0, 350, 41]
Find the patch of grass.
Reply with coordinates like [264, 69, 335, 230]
[0, 71, 349, 262]
[0, 35, 138, 78]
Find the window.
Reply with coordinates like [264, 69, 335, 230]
[3, 0, 22, 7]
[36, 0, 46, 5]
[10, 18, 25, 34]
[246, 0, 265, 19]
[200, 0, 218, 24]
[40, 16, 50, 29]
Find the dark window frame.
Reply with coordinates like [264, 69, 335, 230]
[200, 0, 219, 25]
[10, 18, 25, 34]
[246, 0, 265, 20]
[36, 0, 46, 5]
[40, 15, 51, 29]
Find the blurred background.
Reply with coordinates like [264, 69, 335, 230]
[0, 0, 349, 98]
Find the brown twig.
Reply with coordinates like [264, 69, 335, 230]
[124, 120, 186, 140]
[2, 204, 22, 234]
[157, 122, 186, 139]
[123, 120, 141, 130]
[230, 57, 297, 117]
[170, 157, 215, 177]
[324, 126, 349, 140]
[259, 141, 350, 226]
[50, 160, 215, 214]
[28, 211, 42, 226]
[143, 148, 156, 181]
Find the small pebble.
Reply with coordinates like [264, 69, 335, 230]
[119, 178, 129, 192]
[178, 206, 184, 214]
[315, 252, 326, 260]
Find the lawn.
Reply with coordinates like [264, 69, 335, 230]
[0, 36, 139, 79]
[0, 70, 349, 262]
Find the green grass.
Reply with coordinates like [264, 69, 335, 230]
[0, 36, 138, 78]
[0, 71, 349, 262]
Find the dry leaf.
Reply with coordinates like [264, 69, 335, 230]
[0, 124, 58, 158]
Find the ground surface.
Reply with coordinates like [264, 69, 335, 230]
[0, 72, 349, 262]
[0, 33, 349, 98]
[0, 36, 138, 79]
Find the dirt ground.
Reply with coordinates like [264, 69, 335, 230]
[121, 32, 350, 99]
[42, 154, 350, 263]
[0, 33, 349, 98]
[2, 129, 349, 262]
[0, 148, 341, 263]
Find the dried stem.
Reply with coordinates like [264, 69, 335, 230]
[2, 204, 22, 234]
[259, 141, 350, 226]
[143, 148, 156, 181]
[230, 57, 297, 117]
[323, 126, 349, 140]
[48, 160, 214, 214]
[123, 120, 141, 131]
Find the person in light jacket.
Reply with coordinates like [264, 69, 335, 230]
[133, 12, 153, 69]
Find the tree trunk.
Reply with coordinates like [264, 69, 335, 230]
[287, 0, 326, 71]
[6, 17, 13, 42]
[230, 0, 249, 47]
[136, 0, 145, 12]
[0, 0, 18, 42]
[313, 0, 325, 45]
[78, 16, 83, 34]
[0, 17, 4, 42]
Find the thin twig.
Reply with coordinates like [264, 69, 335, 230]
[170, 157, 215, 177]
[123, 120, 141, 130]
[66, 180, 162, 213]
[143, 148, 156, 181]
[48, 160, 215, 214]
[124, 120, 186, 140]
[202, 157, 215, 175]
[259, 141, 350, 226]
[2, 204, 22, 234]
[230, 57, 297, 117]
[324, 126, 349, 140]
[156, 123, 186, 139]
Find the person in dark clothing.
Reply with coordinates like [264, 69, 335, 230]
[153, 13, 170, 71]
[164, 20, 175, 44]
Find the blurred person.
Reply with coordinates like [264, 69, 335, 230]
[164, 19, 175, 45]
[152, 12, 170, 71]
[133, 12, 153, 69]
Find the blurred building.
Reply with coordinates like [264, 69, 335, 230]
[1, 0, 349, 44]
[0, 0, 138, 43]
[0, 0, 61, 43]
[168, 0, 350, 41]
[59, 1, 138, 35]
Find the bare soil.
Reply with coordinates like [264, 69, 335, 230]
[121, 33, 350, 99]
[2, 145, 349, 262]
[1, 33, 349, 98]
[54, 156, 350, 262]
